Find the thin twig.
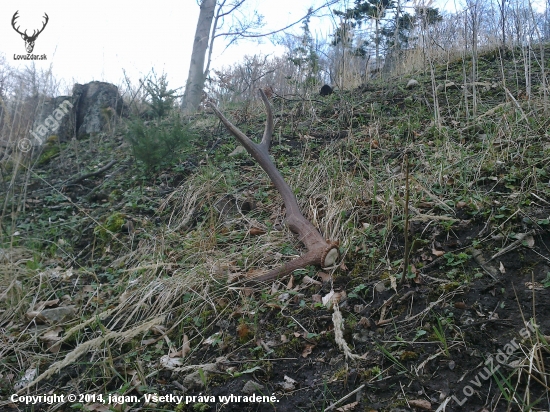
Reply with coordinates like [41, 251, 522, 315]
[324, 384, 365, 411]
[67, 159, 117, 185]
[401, 153, 410, 284]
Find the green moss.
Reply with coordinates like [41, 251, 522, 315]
[94, 212, 125, 240]
[37, 144, 60, 165]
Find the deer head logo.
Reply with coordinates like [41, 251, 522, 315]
[11, 11, 49, 54]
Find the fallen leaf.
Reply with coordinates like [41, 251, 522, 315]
[241, 287, 254, 296]
[142, 338, 157, 346]
[246, 269, 267, 279]
[227, 272, 246, 283]
[216, 298, 228, 308]
[204, 332, 222, 345]
[353, 304, 365, 313]
[337, 402, 358, 411]
[525, 282, 544, 290]
[317, 272, 332, 282]
[408, 399, 431, 410]
[249, 227, 266, 236]
[40, 327, 63, 342]
[524, 235, 535, 248]
[389, 275, 397, 291]
[14, 367, 37, 391]
[432, 248, 445, 257]
[499, 261, 505, 274]
[322, 290, 346, 309]
[159, 355, 183, 370]
[25, 311, 46, 323]
[322, 290, 335, 307]
[312, 294, 322, 303]
[374, 281, 386, 292]
[287, 275, 294, 290]
[119, 290, 132, 303]
[180, 334, 191, 358]
[37, 299, 60, 309]
[302, 275, 322, 285]
[237, 323, 251, 339]
[151, 325, 166, 335]
[302, 344, 315, 358]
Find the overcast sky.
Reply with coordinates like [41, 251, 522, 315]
[0, 0, 331, 94]
[0, 0, 546, 95]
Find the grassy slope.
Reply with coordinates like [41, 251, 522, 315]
[1, 46, 550, 411]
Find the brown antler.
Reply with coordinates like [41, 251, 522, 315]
[209, 89, 339, 282]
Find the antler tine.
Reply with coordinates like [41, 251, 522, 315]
[11, 11, 24, 35]
[38, 13, 49, 34]
[31, 13, 49, 38]
[258, 89, 273, 150]
[209, 103, 254, 148]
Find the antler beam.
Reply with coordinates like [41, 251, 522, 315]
[209, 89, 339, 282]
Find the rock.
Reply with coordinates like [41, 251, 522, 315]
[229, 146, 247, 157]
[40, 306, 76, 324]
[406, 79, 419, 89]
[31, 96, 74, 144]
[182, 362, 219, 389]
[72, 81, 124, 137]
[241, 380, 264, 394]
[320, 84, 333, 96]
[29, 81, 125, 147]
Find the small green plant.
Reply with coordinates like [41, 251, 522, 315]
[37, 144, 60, 165]
[444, 252, 470, 267]
[141, 70, 181, 119]
[125, 115, 196, 172]
[376, 343, 408, 374]
[543, 272, 550, 288]
[193, 402, 210, 412]
[348, 283, 368, 299]
[198, 368, 208, 390]
[94, 212, 125, 240]
[433, 317, 450, 357]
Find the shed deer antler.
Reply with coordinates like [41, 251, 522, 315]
[209, 89, 339, 282]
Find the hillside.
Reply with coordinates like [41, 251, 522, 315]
[1, 46, 550, 412]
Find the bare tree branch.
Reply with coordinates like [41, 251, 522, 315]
[213, 0, 340, 39]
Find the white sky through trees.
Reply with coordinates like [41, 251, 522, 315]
[0, 0, 547, 93]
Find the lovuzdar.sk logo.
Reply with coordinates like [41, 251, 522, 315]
[11, 11, 49, 60]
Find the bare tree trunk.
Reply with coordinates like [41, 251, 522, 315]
[182, 0, 216, 114]
[499, 0, 506, 47]
[375, 18, 380, 72]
